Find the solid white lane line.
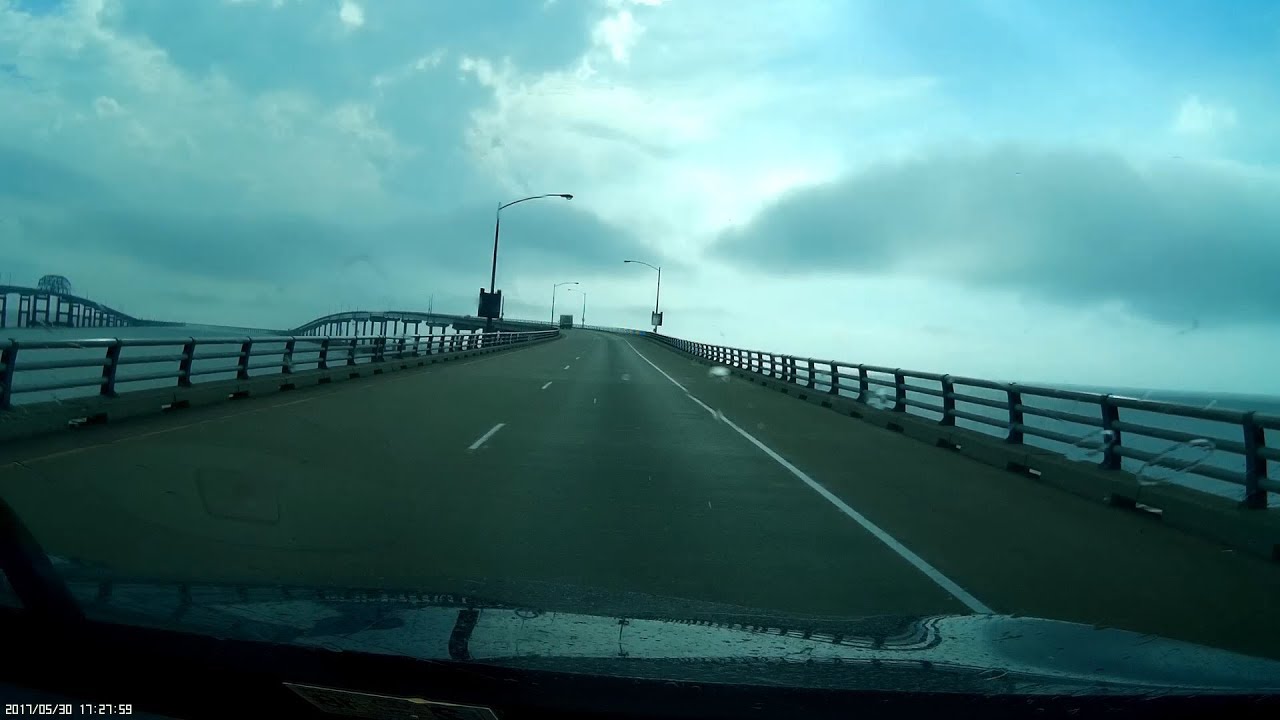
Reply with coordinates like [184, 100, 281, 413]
[716, 413, 993, 614]
[621, 339, 688, 392]
[541, 381, 553, 390]
[621, 338, 992, 615]
[686, 393, 718, 419]
[467, 423, 506, 451]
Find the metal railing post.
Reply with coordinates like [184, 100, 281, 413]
[893, 369, 906, 412]
[178, 339, 196, 387]
[828, 362, 840, 395]
[857, 365, 869, 402]
[236, 339, 253, 380]
[413, 335, 421, 356]
[0, 342, 17, 409]
[1242, 412, 1267, 509]
[806, 359, 815, 389]
[1006, 385, 1023, 443]
[1099, 395, 1122, 470]
[101, 340, 122, 397]
[282, 338, 296, 374]
[318, 338, 330, 370]
[940, 375, 956, 425]
[347, 338, 358, 366]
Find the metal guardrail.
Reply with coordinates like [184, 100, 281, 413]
[620, 330, 1277, 509]
[0, 330, 559, 409]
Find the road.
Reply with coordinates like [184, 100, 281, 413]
[2, 330, 1279, 659]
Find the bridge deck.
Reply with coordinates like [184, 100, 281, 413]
[1, 331, 1277, 659]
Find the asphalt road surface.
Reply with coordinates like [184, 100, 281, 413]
[2, 330, 1278, 659]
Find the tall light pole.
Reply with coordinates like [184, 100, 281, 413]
[624, 259, 662, 332]
[568, 287, 586, 327]
[483, 193, 574, 331]
[551, 281, 578, 325]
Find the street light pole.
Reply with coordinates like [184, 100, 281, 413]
[551, 281, 579, 325]
[485, 193, 574, 331]
[624, 259, 662, 332]
[568, 287, 586, 327]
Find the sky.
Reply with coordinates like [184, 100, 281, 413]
[2, 0, 1279, 393]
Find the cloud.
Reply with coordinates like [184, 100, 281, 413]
[711, 144, 1280, 327]
[1172, 95, 1238, 136]
[592, 8, 642, 63]
[338, 0, 364, 30]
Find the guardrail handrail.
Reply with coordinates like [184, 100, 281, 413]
[0, 330, 558, 410]
[598, 328, 1276, 510]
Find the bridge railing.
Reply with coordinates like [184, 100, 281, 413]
[0, 330, 557, 409]
[628, 331, 1278, 510]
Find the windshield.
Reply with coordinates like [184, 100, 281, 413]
[2, 0, 1279, 695]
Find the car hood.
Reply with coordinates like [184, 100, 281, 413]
[28, 565, 1280, 696]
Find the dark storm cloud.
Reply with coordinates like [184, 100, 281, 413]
[0, 146, 109, 201]
[3, 153, 669, 300]
[710, 145, 1280, 326]
[109, 0, 590, 104]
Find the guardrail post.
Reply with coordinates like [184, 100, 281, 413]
[893, 369, 906, 412]
[282, 338, 296, 374]
[0, 342, 17, 409]
[806, 359, 815, 389]
[857, 365, 869, 402]
[1005, 385, 1023, 443]
[318, 338, 330, 370]
[178, 339, 196, 387]
[101, 340, 122, 397]
[940, 375, 956, 426]
[413, 335, 421, 356]
[236, 339, 253, 380]
[1241, 412, 1267, 509]
[828, 362, 840, 395]
[1099, 395, 1122, 470]
[396, 337, 407, 357]
[347, 338, 358, 366]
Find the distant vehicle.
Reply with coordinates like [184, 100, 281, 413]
[560, 314, 574, 329]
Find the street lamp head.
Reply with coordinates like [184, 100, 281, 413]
[558, 194, 574, 200]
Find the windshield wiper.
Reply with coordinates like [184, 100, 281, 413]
[0, 496, 82, 623]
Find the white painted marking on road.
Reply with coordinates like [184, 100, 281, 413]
[623, 338, 993, 615]
[622, 339, 687, 392]
[467, 423, 506, 451]
[576, 356, 581, 360]
[541, 381, 553, 390]
[686, 393, 718, 419]
[563, 365, 571, 370]
[593, 398, 597, 404]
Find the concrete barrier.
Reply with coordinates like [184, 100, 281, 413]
[653, 338, 1280, 563]
[0, 335, 560, 445]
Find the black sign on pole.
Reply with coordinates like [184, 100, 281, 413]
[478, 289, 502, 319]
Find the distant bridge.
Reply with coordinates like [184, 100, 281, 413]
[289, 310, 555, 337]
[0, 284, 177, 330]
